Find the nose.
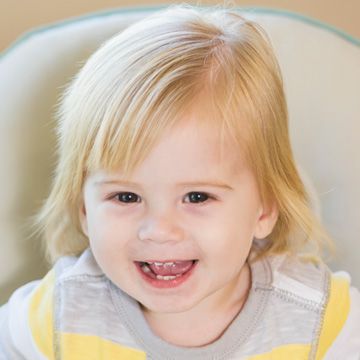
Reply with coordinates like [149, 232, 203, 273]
[137, 212, 184, 243]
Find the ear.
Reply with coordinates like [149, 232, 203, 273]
[254, 203, 279, 239]
[79, 199, 89, 237]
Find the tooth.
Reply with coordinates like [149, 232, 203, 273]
[141, 264, 151, 273]
[154, 262, 163, 266]
[156, 275, 177, 281]
[164, 262, 174, 266]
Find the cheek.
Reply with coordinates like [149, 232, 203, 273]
[87, 212, 135, 275]
[191, 218, 249, 260]
[202, 209, 258, 263]
[88, 208, 142, 263]
[86, 208, 127, 250]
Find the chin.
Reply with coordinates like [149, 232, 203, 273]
[139, 295, 199, 315]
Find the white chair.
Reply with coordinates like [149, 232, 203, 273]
[1, 7, 359, 305]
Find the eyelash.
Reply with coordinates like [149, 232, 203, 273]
[183, 192, 211, 204]
[112, 191, 213, 204]
[114, 192, 141, 204]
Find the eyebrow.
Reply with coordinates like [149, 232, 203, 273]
[94, 180, 233, 191]
[176, 181, 234, 191]
[94, 180, 141, 189]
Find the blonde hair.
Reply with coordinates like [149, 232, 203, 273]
[37, 5, 331, 262]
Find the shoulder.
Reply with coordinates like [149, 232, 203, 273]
[320, 272, 360, 359]
[255, 254, 360, 359]
[0, 273, 54, 359]
[0, 250, 141, 359]
[253, 253, 331, 307]
[0, 249, 104, 359]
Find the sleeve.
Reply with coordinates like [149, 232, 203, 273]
[320, 273, 360, 359]
[0, 270, 56, 360]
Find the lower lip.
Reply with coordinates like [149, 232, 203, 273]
[134, 261, 198, 289]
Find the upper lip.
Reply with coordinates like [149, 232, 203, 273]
[136, 260, 197, 263]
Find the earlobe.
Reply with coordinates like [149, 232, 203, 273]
[79, 201, 89, 236]
[254, 205, 279, 239]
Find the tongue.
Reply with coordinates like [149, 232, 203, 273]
[149, 261, 194, 276]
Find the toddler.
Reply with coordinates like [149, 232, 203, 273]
[1, 6, 359, 359]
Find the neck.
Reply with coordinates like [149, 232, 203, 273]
[141, 262, 251, 347]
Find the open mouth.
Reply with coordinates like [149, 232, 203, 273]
[137, 260, 197, 281]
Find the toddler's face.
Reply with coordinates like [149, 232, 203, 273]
[80, 108, 276, 317]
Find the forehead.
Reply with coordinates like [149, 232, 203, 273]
[131, 107, 248, 180]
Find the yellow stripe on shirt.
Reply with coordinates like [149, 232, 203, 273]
[28, 269, 55, 359]
[315, 274, 351, 359]
[28, 270, 146, 359]
[60, 333, 146, 360]
[245, 274, 351, 360]
[246, 344, 311, 360]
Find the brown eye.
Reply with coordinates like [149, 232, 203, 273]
[115, 192, 140, 203]
[185, 192, 209, 203]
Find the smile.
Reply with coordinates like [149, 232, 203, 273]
[135, 260, 198, 288]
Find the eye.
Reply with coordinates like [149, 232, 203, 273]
[184, 192, 209, 203]
[115, 192, 141, 203]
